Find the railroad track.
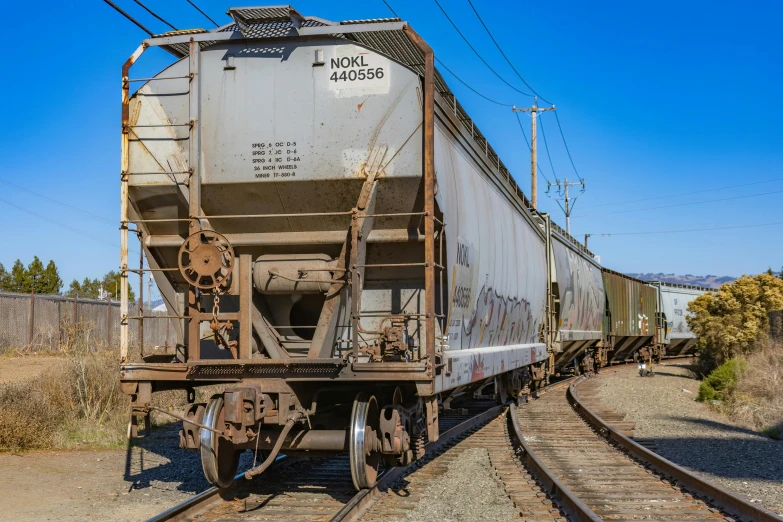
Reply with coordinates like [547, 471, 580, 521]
[150, 368, 783, 522]
[148, 400, 518, 522]
[512, 374, 783, 522]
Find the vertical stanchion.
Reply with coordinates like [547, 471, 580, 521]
[28, 289, 35, 347]
[120, 43, 146, 363]
[106, 294, 112, 347]
[138, 232, 144, 358]
[186, 38, 201, 361]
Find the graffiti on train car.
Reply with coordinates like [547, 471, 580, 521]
[552, 239, 604, 337]
[459, 283, 540, 349]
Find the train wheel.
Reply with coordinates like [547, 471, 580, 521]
[349, 392, 381, 490]
[201, 396, 240, 488]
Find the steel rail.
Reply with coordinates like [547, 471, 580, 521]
[508, 379, 602, 522]
[332, 402, 506, 521]
[145, 402, 506, 522]
[145, 457, 288, 522]
[569, 374, 783, 522]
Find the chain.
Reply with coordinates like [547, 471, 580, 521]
[212, 294, 220, 321]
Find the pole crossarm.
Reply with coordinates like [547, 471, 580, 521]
[547, 177, 586, 234]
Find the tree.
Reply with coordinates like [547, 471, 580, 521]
[10, 260, 25, 292]
[66, 271, 135, 301]
[41, 260, 62, 294]
[688, 273, 783, 374]
[0, 263, 9, 291]
[23, 256, 45, 293]
[0, 257, 63, 294]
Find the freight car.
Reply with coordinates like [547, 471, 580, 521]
[116, 5, 709, 490]
[653, 282, 709, 357]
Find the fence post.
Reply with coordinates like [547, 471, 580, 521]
[73, 293, 79, 325]
[28, 289, 35, 347]
[106, 294, 112, 347]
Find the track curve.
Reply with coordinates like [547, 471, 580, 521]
[509, 373, 783, 522]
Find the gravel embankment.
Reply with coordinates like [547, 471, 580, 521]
[594, 362, 783, 515]
[402, 447, 519, 521]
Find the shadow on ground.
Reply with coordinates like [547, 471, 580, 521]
[647, 416, 783, 483]
[122, 422, 257, 494]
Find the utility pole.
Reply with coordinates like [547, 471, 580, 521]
[512, 97, 555, 209]
[548, 177, 585, 235]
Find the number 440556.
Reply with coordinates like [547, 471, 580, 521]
[330, 68, 384, 82]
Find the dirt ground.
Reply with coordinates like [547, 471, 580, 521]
[0, 355, 214, 521]
[0, 355, 66, 383]
[0, 424, 217, 521]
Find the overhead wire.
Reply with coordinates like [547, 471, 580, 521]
[185, 0, 220, 27]
[579, 178, 783, 209]
[381, 1, 515, 107]
[431, 0, 533, 97]
[435, 59, 512, 106]
[0, 197, 134, 253]
[592, 220, 783, 237]
[553, 111, 582, 182]
[133, 0, 178, 31]
[102, 0, 154, 36]
[536, 114, 559, 186]
[464, 0, 549, 103]
[0, 179, 115, 226]
[575, 188, 783, 218]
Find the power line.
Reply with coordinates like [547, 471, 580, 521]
[579, 178, 783, 209]
[463, 0, 584, 185]
[575, 188, 783, 218]
[185, 0, 219, 27]
[464, 0, 549, 104]
[134, 0, 178, 31]
[436, 58, 511, 106]
[553, 111, 582, 182]
[537, 113, 559, 186]
[0, 197, 132, 253]
[103, 0, 154, 36]
[431, 0, 533, 97]
[381, 0, 401, 18]
[0, 179, 115, 226]
[381, 1, 515, 107]
[592, 220, 783, 237]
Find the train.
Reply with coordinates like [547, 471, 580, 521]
[117, 6, 708, 491]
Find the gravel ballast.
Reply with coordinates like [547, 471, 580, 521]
[402, 447, 519, 521]
[593, 362, 783, 515]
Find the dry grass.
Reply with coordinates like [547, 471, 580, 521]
[0, 326, 224, 451]
[0, 333, 129, 451]
[728, 342, 783, 439]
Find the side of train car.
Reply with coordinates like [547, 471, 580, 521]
[116, 6, 709, 490]
[547, 233, 709, 374]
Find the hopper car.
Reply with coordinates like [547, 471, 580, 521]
[117, 5, 708, 490]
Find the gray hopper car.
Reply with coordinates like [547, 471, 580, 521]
[116, 5, 710, 490]
[119, 6, 551, 490]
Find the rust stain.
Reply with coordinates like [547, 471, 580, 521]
[357, 98, 368, 112]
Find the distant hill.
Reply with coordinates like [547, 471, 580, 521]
[627, 273, 736, 289]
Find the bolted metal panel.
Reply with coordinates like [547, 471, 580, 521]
[602, 269, 657, 338]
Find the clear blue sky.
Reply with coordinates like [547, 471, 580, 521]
[1, 0, 781, 297]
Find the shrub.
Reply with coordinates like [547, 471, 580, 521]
[696, 359, 746, 402]
[688, 273, 783, 376]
